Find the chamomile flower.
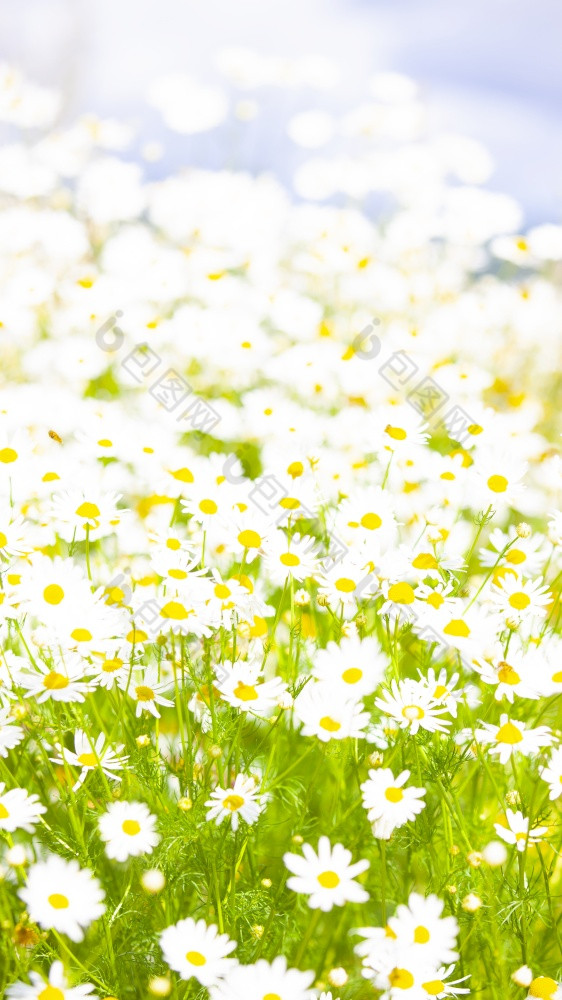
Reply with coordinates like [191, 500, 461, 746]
[312, 634, 387, 699]
[361, 768, 426, 840]
[494, 808, 549, 852]
[375, 679, 451, 736]
[526, 977, 562, 999]
[208, 956, 315, 1000]
[0, 783, 46, 833]
[489, 576, 551, 622]
[0, 706, 24, 756]
[19, 656, 92, 704]
[293, 682, 371, 741]
[475, 714, 554, 764]
[6, 960, 98, 999]
[19, 855, 105, 942]
[388, 892, 460, 965]
[205, 773, 263, 832]
[217, 663, 287, 715]
[48, 487, 125, 540]
[50, 730, 128, 790]
[283, 836, 369, 911]
[98, 800, 160, 861]
[120, 666, 174, 718]
[159, 917, 237, 986]
[540, 746, 562, 800]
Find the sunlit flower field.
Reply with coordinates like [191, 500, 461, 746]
[0, 58, 561, 1000]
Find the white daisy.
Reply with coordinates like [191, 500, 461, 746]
[494, 808, 548, 852]
[98, 800, 160, 861]
[205, 773, 263, 832]
[209, 955, 315, 1000]
[19, 855, 105, 942]
[474, 714, 554, 765]
[159, 917, 237, 985]
[283, 836, 369, 911]
[540, 746, 562, 801]
[0, 783, 46, 833]
[6, 960, 98, 999]
[360, 768, 426, 840]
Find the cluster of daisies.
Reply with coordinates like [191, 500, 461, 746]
[0, 58, 561, 1000]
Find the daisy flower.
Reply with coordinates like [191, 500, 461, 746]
[19, 855, 105, 942]
[208, 956, 315, 1000]
[19, 656, 92, 704]
[6, 960, 98, 999]
[98, 800, 160, 861]
[526, 977, 562, 999]
[388, 892, 460, 966]
[375, 679, 451, 736]
[494, 808, 549, 852]
[361, 768, 426, 840]
[489, 576, 551, 622]
[205, 773, 263, 832]
[0, 783, 46, 833]
[317, 557, 378, 609]
[293, 682, 371, 741]
[0, 706, 24, 757]
[160, 917, 237, 986]
[480, 526, 546, 578]
[311, 634, 387, 699]
[217, 663, 287, 716]
[283, 836, 369, 911]
[474, 714, 554, 764]
[119, 666, 174, 718]
[49, 730, 128, 790]
[540, 746, 562, 800]
[473, 447, 527, 508]
[48, 486, 125, 540]
[263, 530, 319, 585]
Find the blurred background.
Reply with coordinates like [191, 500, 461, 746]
[1, 0, 560, 224]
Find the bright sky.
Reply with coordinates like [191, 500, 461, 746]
[1, 0, 560, 223]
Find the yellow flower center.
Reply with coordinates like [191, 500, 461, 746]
[168, 569, 187, 580]
[443, 619, 470, 638]
[287, 461, 304, 478]
[280, 552, 300, 567]
[43, 672, 69, 690]
[388, 582, 415, 604]
[412, 553, 438, 570]
[385, 425, 407, 441]
[77, 752, 98, 767]
[0, 448, 17, 463]
[214, 583, 231, 599]
[361, 512, 382, 530]
[423, 981, 445, 996]
[279, 496, 300, 509]
[427, 592, 444, 609]
[185, 951, 207, 966]
[166, 538, 181, 550]
[402, 705, 424, 721]
[497, 663, 520, 685]
[48, 893, 69, 909]
[529, 978, 559, 999]
[0, 532, 7, 547]
[319, 716, 341, 732]
[487, 474, 508, 493]
[506, 549, 526, 564]
[389, 968, 415, 989]
[223, 794, 245, 811]
[103, 657, 123, 673]
[434, 685, 448, 698]
[385, 787, 403, 803]
[317, 870, 340, 888]
[414, 925, 430, 943]
[233, 681, 259, 702]
[496, 721, 523, 744]
[342, 668, 362, 684]
[43, 584, 64, 605]
[334, 577, 356, 593]
[135, 685, 155, 701]
[71, 628, 93, 642]
[199, 499, 218, 514]
[508, 592, 531, 610]
[75, 501, 101, 519]
[238, 529, 262, 549]
[0, 803, 9, 818]
[122, 819, 141, 836]
[160, 600, 188, 620]
[171, 468, 194, 483]
[38, 987, 65, 1000]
